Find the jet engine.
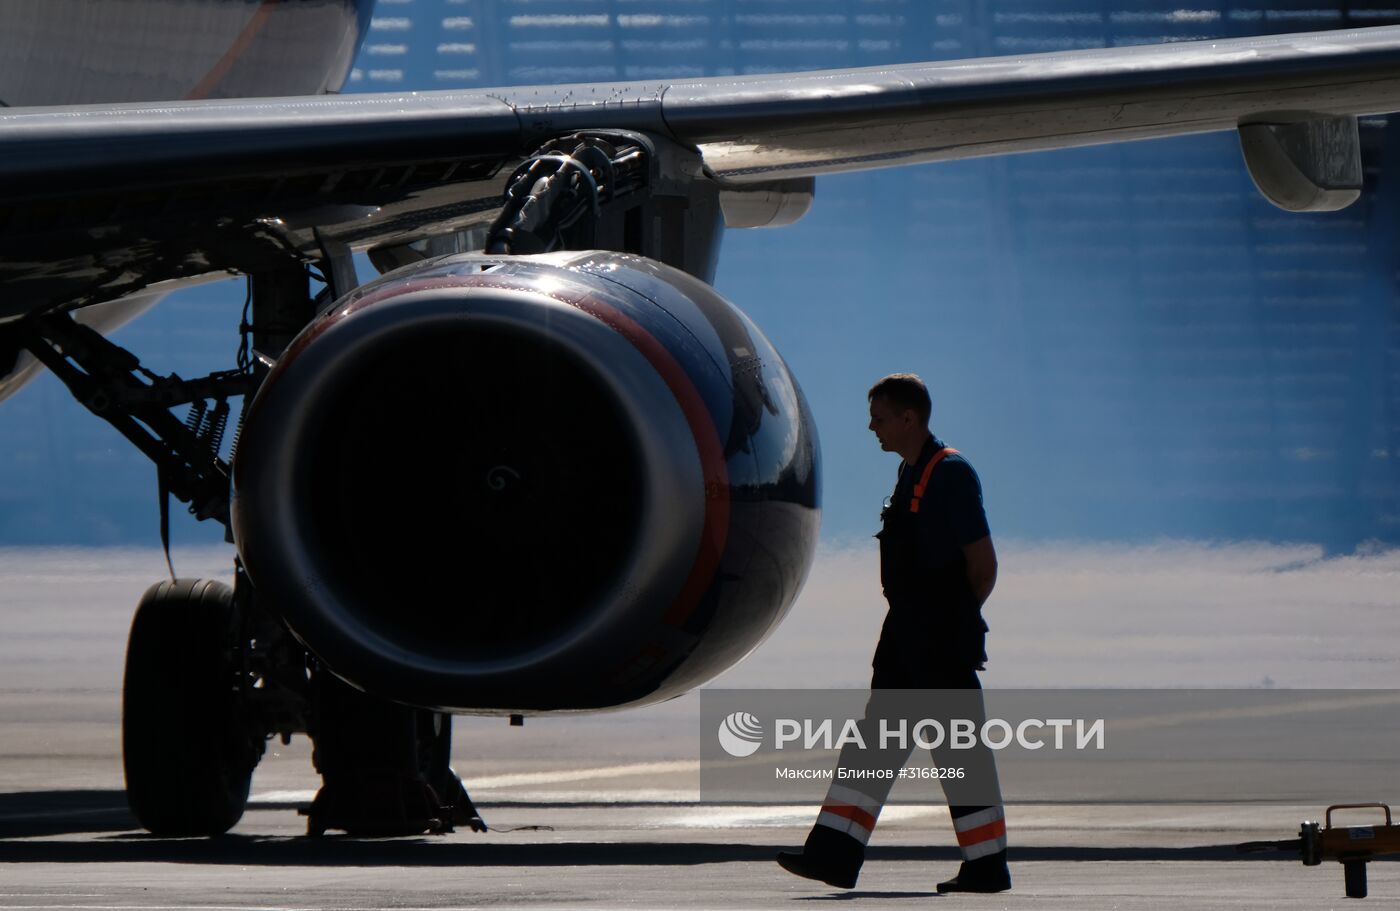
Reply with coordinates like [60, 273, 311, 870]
[231, 251, 820, 713]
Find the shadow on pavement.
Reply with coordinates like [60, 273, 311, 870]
[0, 789, 135, 838]
[793, 891, 942, 901]
[2, 790, 1379, 870]
[0, 836, 1317, 867]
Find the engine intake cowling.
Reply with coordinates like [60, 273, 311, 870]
[232, 251, 820, 713]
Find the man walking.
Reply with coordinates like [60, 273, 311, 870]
[776, 373, 1009, 893]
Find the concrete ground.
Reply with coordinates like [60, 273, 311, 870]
[3, 773, 1393, 910]
[2, 547, 1396, 909]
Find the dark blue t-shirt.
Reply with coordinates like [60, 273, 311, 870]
[876, 435, 992, 672]
[889, 435, 990, 576]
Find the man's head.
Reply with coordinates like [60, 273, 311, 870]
[867, 373, 931, 455]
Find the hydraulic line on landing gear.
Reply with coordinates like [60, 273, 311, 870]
[1238, 803, 1400, 899]
[18, 311, 254, 530]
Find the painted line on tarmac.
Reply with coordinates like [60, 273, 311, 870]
[468, 759, 699, 788]
[1113, 691, 1400, 731]
[252, 759, 701, 806]
[660, 804, 944, 828]
[0, 907, 533, 911]
[0, 906, 325, 911]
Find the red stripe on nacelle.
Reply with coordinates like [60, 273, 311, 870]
[335, 271, 731, 629]
[185, 0, 278, 100]
[558, 289, 729, 628]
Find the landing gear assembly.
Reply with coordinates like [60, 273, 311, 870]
[17, 257, 487, 838]
[9, 126, 812, 837]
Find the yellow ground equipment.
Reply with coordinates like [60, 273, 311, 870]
[1239, 803, 1400, 899]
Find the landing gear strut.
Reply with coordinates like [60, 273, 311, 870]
[303, 675, 485, 837]
[22, 256, 485, 837]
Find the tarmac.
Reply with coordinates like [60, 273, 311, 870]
[2, 546, 1397, 909]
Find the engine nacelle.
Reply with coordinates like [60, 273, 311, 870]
[232, 251, 820, 713]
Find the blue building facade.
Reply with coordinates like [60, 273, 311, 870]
[2, 1, 1398, 547]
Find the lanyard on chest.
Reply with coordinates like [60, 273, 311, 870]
[908, 447, 958, 514]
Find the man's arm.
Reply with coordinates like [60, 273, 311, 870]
[963, 534, 998, 608]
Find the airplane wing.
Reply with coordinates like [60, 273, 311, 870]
[2, 25, 1400, 317]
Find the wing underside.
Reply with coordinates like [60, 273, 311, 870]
[1, 25, 1400, 314]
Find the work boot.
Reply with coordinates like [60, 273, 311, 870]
[936, 851, 1011, 893]
[775, 826, 863, 889]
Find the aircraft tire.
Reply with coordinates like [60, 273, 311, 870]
[122, 578, 258, 836]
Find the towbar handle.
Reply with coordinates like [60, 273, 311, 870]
[1325, 803, 1392, 828]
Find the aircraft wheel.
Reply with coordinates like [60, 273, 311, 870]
[122, 578, 260, 836]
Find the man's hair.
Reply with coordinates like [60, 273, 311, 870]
[868, 373, 931, 424]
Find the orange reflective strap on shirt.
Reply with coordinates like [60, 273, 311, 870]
[909, 447, 958, 513]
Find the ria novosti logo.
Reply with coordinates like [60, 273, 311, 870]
[717, 711, 764, 757]
[714, 710, 1105, 755]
